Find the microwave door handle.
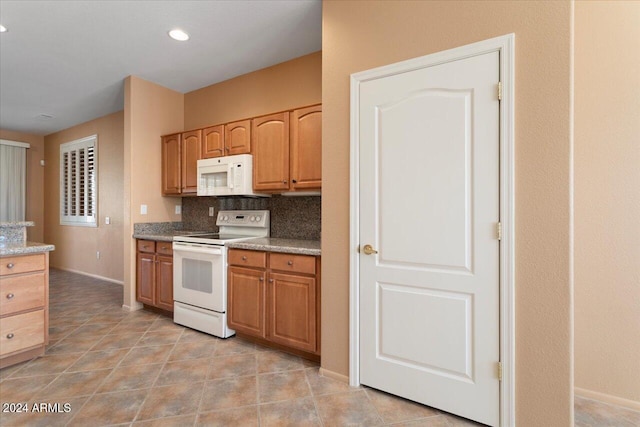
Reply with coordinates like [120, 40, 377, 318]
[228, 163, 234, 189]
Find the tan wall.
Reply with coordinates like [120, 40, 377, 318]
[123, 76, 184, 309]
[184, 51, 321, 129]
[322, 1, 573, 425]
[575, 1, 640, 406]
[43, 111, 124, 282]
[0, 129, 45, 242]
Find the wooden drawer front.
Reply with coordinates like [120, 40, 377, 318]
[0, 310, 45, 356]
[156, 241, 173, 256]
[270, 253, 316, 275]
[228, 249, 267, 268]
[0, 254, 45, 276]
[137, 240, 156, 254]
[0, 273, 45, 316]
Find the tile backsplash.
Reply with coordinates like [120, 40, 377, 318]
[182, 195, 321, 240]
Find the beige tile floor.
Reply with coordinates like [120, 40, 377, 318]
[0, 269, 637, 426]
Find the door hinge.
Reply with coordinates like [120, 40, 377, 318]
[496, 222, 502, 241]
[497, 362, 503, 381]
[497, 82, 502, 101]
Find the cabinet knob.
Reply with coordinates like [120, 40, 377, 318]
[242, 256, 247, 261]
[143, 245, 149, 249]
[6, 333, 14, 339]
[269, 279, 274, 283]
[287, 260, 293, 266]
[292, 179, 297, 183]
[6, 263, 14, 269]
[282, 180, 287, 184]
[6, 293, 14, 300]
[259, 277, 264, 282]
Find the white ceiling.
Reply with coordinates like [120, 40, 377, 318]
[0, 0, 322, 135]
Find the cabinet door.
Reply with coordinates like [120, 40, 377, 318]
[291, 105, 322, 190]
[181, 130, 202, 194]
[268, 272, 317, 352]
[156, 255, 174, 312]
[253, 112, 290, 192]
[161, 133, 181, 195]
[202, 125, 225, 159]
[225, 119, 251, 155]
[136, 253, 155, 306]
[227, 266, 266, 338]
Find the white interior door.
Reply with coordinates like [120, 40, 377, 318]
[358, 51, 500, 426]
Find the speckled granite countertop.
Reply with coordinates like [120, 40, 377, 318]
[0, 241, 55, 256]
[227, 238, 321, 256]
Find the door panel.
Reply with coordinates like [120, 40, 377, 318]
[202, 125, 225, 158]
[181, 130, 202, 194]
[227, 266, 266, 338]
[359, 51, 500, 426]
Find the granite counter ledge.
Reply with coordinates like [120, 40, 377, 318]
[227, 238, 321, 256]
[0, 241, 55, 257]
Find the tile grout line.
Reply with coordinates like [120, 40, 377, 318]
[64, 310, 151, 426]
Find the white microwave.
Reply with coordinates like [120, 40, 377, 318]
[197, 154, 266, 197]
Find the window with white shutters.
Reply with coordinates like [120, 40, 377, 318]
[60, 135, 98, 226]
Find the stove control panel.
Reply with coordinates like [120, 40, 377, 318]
[216, 210, 270, 228]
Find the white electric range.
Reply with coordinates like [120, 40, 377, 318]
[172, 210, 269, 338]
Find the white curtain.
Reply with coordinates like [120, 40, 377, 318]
[0, 142, 27, 222]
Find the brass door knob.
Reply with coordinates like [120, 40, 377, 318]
[362, 244, 378, 255]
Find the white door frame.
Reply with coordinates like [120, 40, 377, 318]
[349, 34, 515, 426]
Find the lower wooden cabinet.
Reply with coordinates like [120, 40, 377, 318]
[0, 252, 50, 369]
[136, 240, 174, 312]
[227, 249, 320, 355]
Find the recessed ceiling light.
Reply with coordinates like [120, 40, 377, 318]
[0, 25, 7, 33]
[168, 29, 189, 41]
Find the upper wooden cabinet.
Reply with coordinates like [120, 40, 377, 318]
[161, 133, 181, 196]
[225, 119, 252, 156]
[162, 104, 320, 195]
[252, 105, 322, 193]
[162, 130, 201, 196]
[202, 125, 225, 159]
[253, 113, 290, 192]
[181, 130, 202, 194]
[291, 105, 322, 190]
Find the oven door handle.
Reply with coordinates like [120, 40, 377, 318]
[173, 243, 223, 256]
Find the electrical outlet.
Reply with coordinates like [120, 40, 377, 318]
[175, 205, 181, 215]
[105, 216, 110, 225]
[140, 204, 147, 215]
[209, 207, 215, 217]
[96, 251, 100, 260]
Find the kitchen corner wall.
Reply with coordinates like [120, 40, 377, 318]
[43, 111, 124, 283]
[575, 1, 640, 407]
[323, 1, 573, 425]
[0, 129, 45, 242]
[182, 196, 321, 240]
[123, 76, 184, 310]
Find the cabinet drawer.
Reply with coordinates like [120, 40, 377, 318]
[0, 273, 45, 316]
[157, 241, 173, 256]
[0, 254, 45, 276]
[137, 240, 156, 254]
[270, 253, 316, 275]
[0, 310, 45, 356]
[228, 249, 267, 268]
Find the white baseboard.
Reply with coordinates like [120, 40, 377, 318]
[122, 303, 143, 312]
[575, 387, 640, 411]
[319, 368, 350, 384]
[52, 267, 124, 286]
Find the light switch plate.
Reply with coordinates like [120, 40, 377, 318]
[105, 216, 110, 225]
[175, 205, 181, 215]
[140, 204, 147, 215]
[209, 207, 215, 217]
